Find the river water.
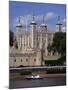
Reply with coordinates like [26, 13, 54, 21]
[9, 76, 66, 89]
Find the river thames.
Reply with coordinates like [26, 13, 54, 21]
[9, 75, 66, 89]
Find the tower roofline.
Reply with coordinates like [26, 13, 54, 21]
[16, 16, 23, 27]
[56, 23, 62, 25]
[56, 16, 62, 25]
[41, 15, 46, 26]
[30, 22, 37, 25]
[16, 25, 23, 27]
[40, 23, 46, 27]
[30, 13, 36, 25]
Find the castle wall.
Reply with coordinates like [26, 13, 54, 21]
[9, 15, 62, 67]
[9, 50, 42, 67]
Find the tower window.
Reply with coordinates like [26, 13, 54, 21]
[26, 59, 28, 62]
[53, 52, 55, 55]
[14, 59, 16, 62]
[34, 59, 36, 62]
[21, 59, 22, 62]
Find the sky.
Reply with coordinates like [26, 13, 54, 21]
[9, 1, 66, 32]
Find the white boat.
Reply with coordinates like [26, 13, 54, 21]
[25, 75, 43, 80]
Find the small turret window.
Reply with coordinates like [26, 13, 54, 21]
[34, 59, 36, 62]
[26, 59, 28, 62]
[14, 59, 16, 62]
[21, 59, 22, 62]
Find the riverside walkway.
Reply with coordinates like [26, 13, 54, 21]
[10, 66, 66, 71]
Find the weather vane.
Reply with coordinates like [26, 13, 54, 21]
[18, 16, 21, 23]
[42, 15, 45, 24]
[32, 12, 35, 21]
[57, 16, 60, 23]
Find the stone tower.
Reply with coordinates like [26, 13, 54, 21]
[40, 16, 48, 56]
[56, 16, 62, 32]
[15, 16, 23, 49]
[40, 15, 47, 32]
[30, 14, 37, 49]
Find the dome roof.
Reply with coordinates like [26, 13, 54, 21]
[16, 16, 23, 27]
[30, 21, 36, 25]
[16, 23, 22, 27]
[41, 23, 46, 26]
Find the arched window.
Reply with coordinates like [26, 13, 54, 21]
[21, 59, 22, 62]
[26, 58, 28, 62]
[14, 59, 16, 62]
[37, 42, 39, 47]
[34, 59, 36, 62]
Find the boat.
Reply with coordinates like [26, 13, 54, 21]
[25, 75, 43, 80]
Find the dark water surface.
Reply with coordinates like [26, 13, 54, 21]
[9, 76, 66, 89]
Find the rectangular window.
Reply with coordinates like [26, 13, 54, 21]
[26, 59, 28, 62]
[14, 59, 16, 62]
[21, 59, 22, 62]
[34, 59, 36, 62]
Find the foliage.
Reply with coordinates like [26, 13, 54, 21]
[20, 71, 32, 75]
[47, 43, 52, 53]
[47, 32, 66, 56]
[45, 55, 66, 66]
[46, 68, 66, 74]
[58, 55, 66, 64]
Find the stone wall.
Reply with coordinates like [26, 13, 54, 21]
[9, 48, 42, 67]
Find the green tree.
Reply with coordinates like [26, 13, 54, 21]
[48, 32, 66, 56]
[47, 43, 52, 53]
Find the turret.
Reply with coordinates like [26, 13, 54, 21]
[15, 16, 23, 49]
[40, 15, 47, 32]
[56, 16, 62, 32]
[30, 14, 37, 49]
[16, 16, 23, 31]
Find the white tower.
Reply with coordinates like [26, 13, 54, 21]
[56, 16, 62, 32]
[40, 16, 48, 56]
[16, 16, 23, 49]
[30, 14, 37, 49]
